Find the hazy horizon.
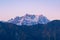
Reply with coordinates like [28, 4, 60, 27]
[0, 0, 60, 21]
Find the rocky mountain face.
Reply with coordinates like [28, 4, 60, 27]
[8, 14, 49, 25]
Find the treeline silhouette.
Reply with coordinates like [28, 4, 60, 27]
[0, 20, 60, 40]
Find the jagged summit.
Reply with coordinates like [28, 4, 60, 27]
[8, 14, 49, 25]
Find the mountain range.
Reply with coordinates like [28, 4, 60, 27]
[8, 14, 49, 25]
[0, 14, 60, 40]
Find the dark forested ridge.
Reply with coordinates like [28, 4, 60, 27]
[0, 20, 60, 40]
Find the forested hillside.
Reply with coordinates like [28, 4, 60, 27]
[0, 20, 60, 40]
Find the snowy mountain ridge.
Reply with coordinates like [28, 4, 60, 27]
[8, 14, 50, 25]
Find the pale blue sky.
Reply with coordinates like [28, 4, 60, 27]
[0, 0, 60, 21]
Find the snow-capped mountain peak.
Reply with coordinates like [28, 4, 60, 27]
[8, 14, 49, 25]
[38, 15, 49, 24]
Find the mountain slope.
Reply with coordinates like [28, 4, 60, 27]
[0, 20, 60, 40]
